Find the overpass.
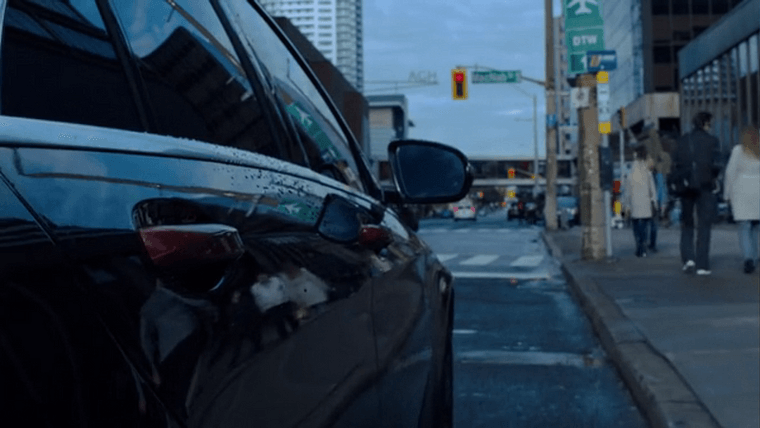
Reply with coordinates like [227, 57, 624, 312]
[375, 154, 578, 196]
[466, 155, 577, 194]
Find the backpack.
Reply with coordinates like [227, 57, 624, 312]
[667, 133, 700, 196]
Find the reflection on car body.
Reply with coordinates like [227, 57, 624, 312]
[0, 1, 471, 427]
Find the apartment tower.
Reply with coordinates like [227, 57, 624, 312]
[259, 0, 364, 92]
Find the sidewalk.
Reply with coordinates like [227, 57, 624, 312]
[542, 223, 759, 428]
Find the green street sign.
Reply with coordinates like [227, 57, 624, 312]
[567, 27, 605, 53]
[472, 70, 521, 84]
[564, 0, 603, 28]
[564, 0, 605, 74]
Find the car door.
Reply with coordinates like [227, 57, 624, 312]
[0, 0, 384, 426]
[217, 2, 454, 426]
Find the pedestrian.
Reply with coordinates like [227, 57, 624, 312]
[624, 145, 658, 257]
[723, 125, 760, 274]
[646, 156, 667, 253]
[668, 111, 724, 275]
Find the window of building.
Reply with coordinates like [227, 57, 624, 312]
[653, 46, 672, 63]
[672, 0, 689, 14]
[693, 26, 708, 37]
[673, 30, 691, 42]
[652, 0, 668, 15]
[692, 0, 709, 14]
[713, 1, 729, 14]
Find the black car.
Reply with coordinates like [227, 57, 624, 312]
[0, 1, 472, 427]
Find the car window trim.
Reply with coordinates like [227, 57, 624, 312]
[93, 0, 156, 131]
[241, 0, 381, 199]
[209, 0, 298, 162]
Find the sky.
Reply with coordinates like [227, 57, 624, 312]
[363, 0, 564, 159]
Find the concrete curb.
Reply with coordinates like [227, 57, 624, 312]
[541, 231, 722, 428]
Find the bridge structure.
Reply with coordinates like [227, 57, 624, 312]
[374, 154, 578, 201]
[467, 155, 577, 196]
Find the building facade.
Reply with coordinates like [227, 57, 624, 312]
[367, 94, 410, 181]
[259, 0, 364, 92]
[602, 0, 744, 134]
[678, 0, 759, 155]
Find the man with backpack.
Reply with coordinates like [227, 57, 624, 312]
[668, 112, 725, 275]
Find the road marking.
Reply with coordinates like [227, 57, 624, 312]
[436, 253, 458, 262]
[460, 255, 499, 265]
[452, 271, 551, 280]
[453, 329, 478, 335]
[510, 255, 544, 267]
[457, 350, 602, 368]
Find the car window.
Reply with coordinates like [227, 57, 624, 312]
[108, 0, 301, 164]
[1, 0, 143, 131]
[220, 0, 365, 192]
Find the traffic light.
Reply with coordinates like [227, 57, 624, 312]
[451, 69, 467, 100]
[507, 168, 515, 179]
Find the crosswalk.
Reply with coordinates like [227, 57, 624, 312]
[433, 253, 552, 280]
[421, 228, 532, 234]
[436, 254, 545, 268]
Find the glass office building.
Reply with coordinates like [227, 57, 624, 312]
[603, 0, 744, 133]
[679, 0, 759, 155]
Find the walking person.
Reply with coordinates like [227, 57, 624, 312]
[723, 125, 760, 274]
[624, 145, 658, 257]
[647, 157, 667, 253]
[668, 112, 724, 275]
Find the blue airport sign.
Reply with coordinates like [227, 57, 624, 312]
[586, 50, 617, 72]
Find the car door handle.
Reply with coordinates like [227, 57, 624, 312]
[358, 224, 393, 252]
[138, 224, 245, 269]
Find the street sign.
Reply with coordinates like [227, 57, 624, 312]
[472, 70, 521, 83]
[546, 114, 557, 127]
[571, 87, 590, 108]
[597, 83, 611, 122]
[564, 0, 605, 74]
[587, 50, 617, 72]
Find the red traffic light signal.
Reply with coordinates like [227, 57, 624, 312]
[451, 69, 467, 100]
[508, 168, 515, 179]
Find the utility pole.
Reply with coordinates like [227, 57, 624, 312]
[544, 0, 557, 230]
[577, 74, 605, 260]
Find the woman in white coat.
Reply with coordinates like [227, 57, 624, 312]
[723, 125, 760, 274]
[624, 145, 658, 257]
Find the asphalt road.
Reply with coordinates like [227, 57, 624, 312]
[417, 209, 650, 428]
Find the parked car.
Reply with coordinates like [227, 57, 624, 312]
[0, 1, 472, 427]
[506, 201, 520, 221]
[453, 198, 477, 221]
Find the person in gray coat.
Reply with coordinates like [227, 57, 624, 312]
[624, 145, 658, 257]
[671, 112, 724, 275]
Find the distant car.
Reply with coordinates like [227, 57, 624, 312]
[453, 200, 477, 221]
[440, 208, 454, 219]
[506, 202, 520, 221]
[557, 196, 580, 227]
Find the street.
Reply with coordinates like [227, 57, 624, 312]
[418, 209, 650, 428]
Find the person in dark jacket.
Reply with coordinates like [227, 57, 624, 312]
[671, 112, 724, 275]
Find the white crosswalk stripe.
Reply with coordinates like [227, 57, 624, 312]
[436, 254, 458, 262]
[460, 255, 499, 266]
[510, 255, 544, 267]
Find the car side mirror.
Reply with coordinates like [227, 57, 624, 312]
[387, 139, 473, 204]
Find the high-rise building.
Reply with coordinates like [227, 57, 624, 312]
[259, 0, 363, 92]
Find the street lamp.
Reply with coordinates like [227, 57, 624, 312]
[511, 85, 540, 196]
